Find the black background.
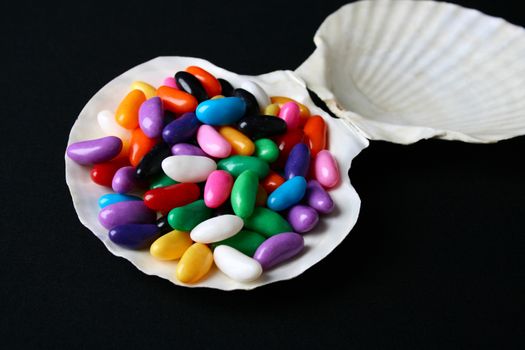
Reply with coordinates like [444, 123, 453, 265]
[2, 0, 524, 348]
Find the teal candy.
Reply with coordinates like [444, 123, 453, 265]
[195, 97, 246, 125]
[267, 176, 307, 211]
[98, 193, 142, 208]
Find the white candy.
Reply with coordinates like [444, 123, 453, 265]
[240, 81, 270, 111]
[213, 245, 263, 282]
[190, 215, 243, 243]
[161, 155, 216, 183]
[97, 110, 131, 143]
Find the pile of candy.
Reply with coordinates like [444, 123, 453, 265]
[66, 65, 339, 284]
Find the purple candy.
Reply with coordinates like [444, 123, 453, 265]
[139, 97, 164, 138]
[112, 166, 138, 194]
[108, 224, 159, 249]
[253, 232, 304, 270]
[287, 205, 319, 233]
[284, 143, 310, 179]
[162, 112, 200, 145]
[305, 180, 334, 214]
[98, 201, 156, 230]
[66, 136, 122, 165]
[171, 143, 207, 156]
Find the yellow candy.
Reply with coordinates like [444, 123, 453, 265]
[211, 95, 225, 100]
[218, 126, 255, 156]
[264, 103, 280, 116]
[150, 230, 193, 261]
[270, 96, 311, 125]
[130, 81, 156, 99]
[176, 243, 213, 283]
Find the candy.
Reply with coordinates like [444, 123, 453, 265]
[217, 155, 269, 179]
[253, 232, 304, 270]
[233, 88, 260, 116]
[284, 143, 310, 179]
[150, 229, 193, 261]
[98, 193, 141, 208]
[278, 102, 301, 130]
[303, 115, 327, 156]
[267, 176, 307, 211]
[115, 89, 146, 130]
[138, 97, 164, 138]
[185, 66, 222, 97]
[156, 215, 174, 235]
[176, 243, 213, 283]
[167, 199, 213, 231]
[130, 81, 156, 99]
[98, 201, 156, 230]
[218, 78, 234, 97]
[97, 110, 131, 146]
[190, 215, 243, 243]
[67, 136, 122, 165]
[236, 115, 287, 139]
[162, 112, 200, 145]
[175, 71, 209, 102]
[243, 207, 292, 237]
[274, 129, 304, 166]
[171, 143, 207, 157]
[254, 138, 279, 163]
[230, 170, 258, 218]
[270, 96, 310, 125]
[162, 155, 216, 183]
[112, 166, 140, 194]
[213, 245, 262, 282]
[143, 183, 200, 213]
[261, 171, 285, 194]
[149, 172, 179, 189]
[156, 86, 198, 114]
[287, 205, 319, 233]
[108, 224, 159, 249]
[90, 157, 128, 187]
[255, 185, 267, 206]
[314, 150, 340, 188]
[197, 125, 232, 158]
[135, 142, 172, 180]
[204, 170, 233, 208]
[218, 126, 255, 156]
[129, 128, 157, 167]
[163, 77, 178, 88]
[263, 103, 280, 116]
[195, 97, 246, 125]
[211, 230, 265, 256]
[305, 180, 334, 214]
[240, 81, 270, 111]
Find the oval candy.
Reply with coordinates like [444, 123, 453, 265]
[162, 112, 200, 145]
[175, 71, 209, 102]
[176, 243, 213, 284]
[67, 136, 122, 165]
[233, 88, 259, 116]
[156, 86, 198, 114]
[314, 150, 340, 188]
[211, 230, 266, 257]
[254, 138, 279, 163]
[255, 185, 268, 207]
[98, 193, 141, 208]
[303, 115, 327, 156]
[90, 157, 129, 187]
[218, 78, 234, 97]
[195, 97, 246, 125]
[284, 143, 310, 179]
[163, 77, 178, 88]
[112, 166, 140, 194]
[278, 102, 301, 130]
[115, 89, 146, 130]
[167, 199, 213, 231]
[204, 170, 233, 208]
[305, 180, 335, 214]
[139, 97, 164, 138]
[150, 229, 193, 261]
[240, 81, 270, 111]
[144, 183, 201, 213]
[186, 66, 222, 97]
[236, 115, 287, 140]
[190, 215, 243, 243]
[130, 81, 156, 99]
[218, 126, 255, 156]
[270, 96, 310, 125]
[135, 142, 172, 180]
[129, 128, 158, 167]
[274, 129, 304, 166]
[217, 155, 269, 179]
[108, 224, 159, 249]
[197, 125, 232, 158]
[243, 207, 292, 237]
[213, 245, 263, 282]
[267, 176, 307, 211]
[156, 215, 175, 236]
[97, 110, 131, 146]
[253, 232, 304, 270]
[162, 155, 216, 183]
[261, 171, 285, 194]
[263, 103, 280, 116]
[149, 172, 179, 189]
[287, 205, 319, 233]
[98, 201, 156, 230]
[231, 170, 258, 218]
[171, 143, 207, 157]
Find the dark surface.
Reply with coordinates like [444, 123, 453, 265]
[2, 0, 524, 349]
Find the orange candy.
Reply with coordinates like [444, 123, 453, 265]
[218, 126, 255, 156]
[303, 115, 327, 156]
[261, 171, 285, 194]
[156, 86, 198, 115]
[115, 89, 146, 130]
[129, 128, 158, 167]
[185, 66, 222, 97]
[270, 96, 310, 126]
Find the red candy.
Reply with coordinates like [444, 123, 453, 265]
[274, 129, 304, 167]
[143, 183, 201, 213]
[90, 157, 129, 187]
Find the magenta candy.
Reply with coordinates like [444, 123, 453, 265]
[66, 136, 122, 165]
[112, 166, 139, 194]
[284, 143, 310, 179]
[314, 150, 340, 188]
[163, 77, 178, 89]
[278, 102, 300, 130]
[204, 170, 233, 208]
[253, 232, 304, 270]
[98, 201, 156, 230]
[171, 143, 207, 156]
[287, 205, 319, 233]
[139, 97, 164, 138]
[305, 180, 334, 214]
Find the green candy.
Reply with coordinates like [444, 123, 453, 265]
[149, 173, 179, 189]
[211, 230, 266, 257]
[254, 138, 279, 163]
[217, 155, 269, 179]
[167, 200, 212, 231]
[243, 207, 292, 237]
[231, 170, 258, 218]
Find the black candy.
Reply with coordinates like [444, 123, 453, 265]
[236, 115, 288, 139]
[135, 142, 172, 180]
[156, 216, 172, 236]
[175, 71, 209, 102]
[218, 78, 234, 97]
[233, 88, 260, 116]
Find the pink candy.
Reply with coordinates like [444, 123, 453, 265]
[278, 102, 300, 130]
[314, 150, 340, 188]
[204, 170, 234, 208]
[197, 125, 232, 158]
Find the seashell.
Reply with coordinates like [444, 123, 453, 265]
[296, 0, 525, 144]
[65, 56, 367, 290]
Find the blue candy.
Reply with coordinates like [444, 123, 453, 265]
[196, 97, 246, 125]
[98, 193, 142, 208]
[284, 143, 310, 179]
[162, 112, 200, 145]
[267, 176, 307, 211]
[108, 224, 159, 249]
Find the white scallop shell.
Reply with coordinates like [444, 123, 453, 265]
[65, 56, 368, 290]
[296, 0, 525, 144]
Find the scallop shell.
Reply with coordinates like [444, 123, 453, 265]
[65, 56, 368, 290]
[296, 0, 525, 144]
